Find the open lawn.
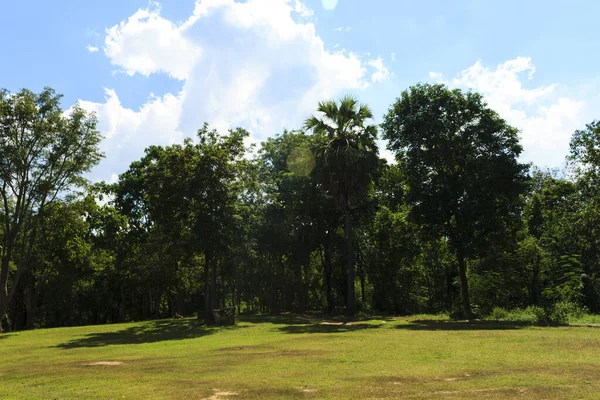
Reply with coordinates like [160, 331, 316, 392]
[1, 315, 600, 399]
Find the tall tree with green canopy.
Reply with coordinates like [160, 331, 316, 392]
[114, 125, 249, 322]
[382, 83, 529, 318]
[0, 87, 103, 330]
[569, 120, 600, 179]
[568, 121, 600, 310]
[193, 125, 249, 319]
[305, 95, 379, 315]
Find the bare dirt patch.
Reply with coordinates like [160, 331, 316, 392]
[82, 361, 123, 366]
[434, 386, 528, 395]
[216, 345, 270, 352]
[203, 389, 238, 400]
[276, 350, 313, 357]
[296, 386, 318, 393]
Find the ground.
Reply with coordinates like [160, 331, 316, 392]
[1, 314, 599, 399]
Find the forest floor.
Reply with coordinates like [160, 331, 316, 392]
[1, 314, 600, 399]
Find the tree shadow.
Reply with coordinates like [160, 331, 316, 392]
[279, 322, 384, 334]
[395, 320, 536, 331]
[238, 314, 314, 325]
[56, 318, 243, 349]
[239, 313, 395, 326]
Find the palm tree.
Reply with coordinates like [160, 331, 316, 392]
[305, 95, 379, 315]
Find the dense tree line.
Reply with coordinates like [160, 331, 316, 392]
[1, 85, 600, 331]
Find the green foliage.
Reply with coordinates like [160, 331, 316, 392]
[486, 301, 592, 326]
[0, 87, 103, 329]
[365, 206, 421, 313]
[569, 120, 600, 178]
[305, 95, 379, 315]
[542, 255, 585, 303]
[382, 83, 528, 251]
[4, 86, 600, 332]
[382, 83, 529, 318]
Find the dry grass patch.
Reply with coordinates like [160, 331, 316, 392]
[82, 361, 123, 366]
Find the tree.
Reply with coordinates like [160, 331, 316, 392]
[192, 126, 249, 319]
[0, 88, 103, 330]
[382, 83, 528, 318]
[305, 95, 379, 315]
[569, 120, 600, 180]
[115, 125, 249, 322]
[568, 121, 600, 311]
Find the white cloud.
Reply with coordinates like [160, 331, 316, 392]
[86, 45, 99, 53]
[335, 26, 352, 32]
[294, 0, 314, 17]
[390, 52, 396, 62]
[104, 3, 201, 80]
[452, 58, 556, 107]
[435, 57, 585, 168]
[82, 0, 387, 181]
[367, 56, 390, 83]
[79, 88, 183, 178]
[428, 71, 444, 82]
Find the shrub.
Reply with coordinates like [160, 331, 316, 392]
[488, 307, 508, 320]
[484, 305, 573, 326]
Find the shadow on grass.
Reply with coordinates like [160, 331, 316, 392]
[238, 314, 314, 325]
[56, 318, 243, 349]
[279, 322, 384, 334]
[239, 313, 395, 326]
[396, 320, 535, 331]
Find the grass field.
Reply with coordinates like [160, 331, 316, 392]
[1, 314, 600, 399]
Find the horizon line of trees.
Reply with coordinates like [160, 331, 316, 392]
[1, 84, 600, 332]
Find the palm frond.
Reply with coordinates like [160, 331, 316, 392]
[305, 116, 336, 139]
[358, 103, 374, 120]
[317, 100, 338, 120]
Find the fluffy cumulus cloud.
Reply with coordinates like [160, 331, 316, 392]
[294, 0, 314, 17]
[367, 57, 390, 83]
[430, 57, 585, 167]
[79, 89, 184, 176]
[86, 45, 99, 53]
[82, 0, 388, 180]
[104, 2, 202, 80]
[428, 71, 443, 81]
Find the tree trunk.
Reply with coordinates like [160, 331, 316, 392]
[456, 245, 473, 319]
[149, 290, 154, 317]
[24, 284, 34, 330]
[0, 292, 7, 333]
[360, 269, 366, 308]
[344, 198, 356, 315]
[0, 249, 13, 332]
[210, 253, 217, 312]
[530, 253, 541, 305]
[295, 261, 306, 313]
[203, 250, 211, 321]
[322, 246, 334, 314]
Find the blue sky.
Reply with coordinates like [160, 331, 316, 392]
[2, 0, 599, 182]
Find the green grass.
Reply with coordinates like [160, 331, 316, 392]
[1, 314, 600, 399]
[571, 313, 600, 325]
